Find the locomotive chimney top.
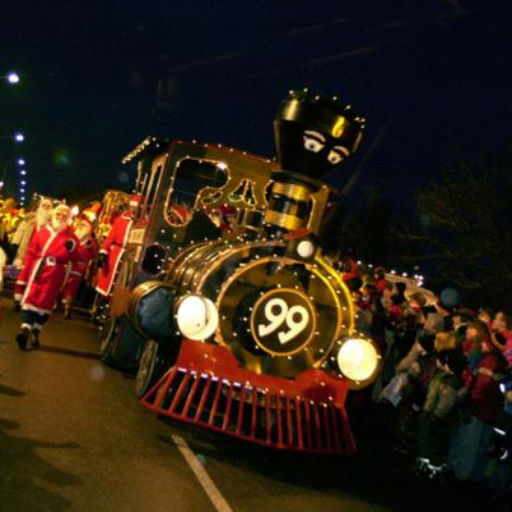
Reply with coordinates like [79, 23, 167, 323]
[273, 89, 365, 184]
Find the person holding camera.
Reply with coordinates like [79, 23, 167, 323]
[15, 204, 81, 350]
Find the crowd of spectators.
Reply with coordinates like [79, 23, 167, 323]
[336, 258, 512, 504]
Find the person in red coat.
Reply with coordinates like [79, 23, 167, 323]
[15, 204, 81, 349]
[12, 197, 54, 309]
[61, 215, 98, 318]
[95, 194, 140, 297]
[451, 336, 507, 481]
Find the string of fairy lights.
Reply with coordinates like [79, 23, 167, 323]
[17, 156, 27, 206]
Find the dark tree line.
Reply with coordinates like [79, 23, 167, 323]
[330, 152, 512, 309]
[397, 156, 512, 308]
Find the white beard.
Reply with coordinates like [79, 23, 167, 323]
[51, 218, 68, 231]
[36, 210, 51, 227]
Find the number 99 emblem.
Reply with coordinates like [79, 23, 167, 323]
[250, 288, 316, 356]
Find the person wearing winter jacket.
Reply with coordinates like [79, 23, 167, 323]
[417, 349, 466, 470]
[451, 336, 508, 481]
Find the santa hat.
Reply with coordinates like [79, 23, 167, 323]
[83, 202, 102, 222]
[130, 194, 142, 207]
[170, 204, 189, 224]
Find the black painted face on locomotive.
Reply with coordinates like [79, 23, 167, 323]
[273, 90, 365, 182]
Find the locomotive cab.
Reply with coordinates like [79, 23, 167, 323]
[99, 138, 302, 371]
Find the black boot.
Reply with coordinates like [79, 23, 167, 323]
[30, 330, 40, 349]
[16, 327, 30, 350]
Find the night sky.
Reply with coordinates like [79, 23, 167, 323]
[1, 1, 512, 203]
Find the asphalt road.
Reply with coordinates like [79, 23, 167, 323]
[0, 296, 490, 512]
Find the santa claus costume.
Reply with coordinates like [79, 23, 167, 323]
[15, 204, 81, 350]
[61, 214, 98, 318]
[12, 197, 53, 306]
[95, 195, 140, 297]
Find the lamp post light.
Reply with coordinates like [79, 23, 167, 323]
[0, 132, 25, 142]
[2, 71, 20, 84]
[17, 158, 25, 166]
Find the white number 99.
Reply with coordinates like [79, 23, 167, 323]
[257, 298, 309, 345]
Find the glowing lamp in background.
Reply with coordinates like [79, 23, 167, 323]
[70, 205, 80, 216]
[7, 72, 20, 84]
[337, 338, 379, 384]
[175, 294, 219, 341]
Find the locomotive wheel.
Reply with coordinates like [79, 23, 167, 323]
[99, 315, 120, 366]
[135, 339, 168, 398]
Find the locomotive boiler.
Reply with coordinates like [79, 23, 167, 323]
[108, 90, 380, 454]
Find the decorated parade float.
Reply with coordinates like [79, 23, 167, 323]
[99, 90, 381, 454]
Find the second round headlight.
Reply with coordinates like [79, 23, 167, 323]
[337, 338, 379, 383]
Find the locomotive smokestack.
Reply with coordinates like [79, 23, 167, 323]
[264, 89, 365, 232]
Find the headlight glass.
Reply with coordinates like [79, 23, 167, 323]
[176, 294, 218, 341]
[337, 338, 379, 382]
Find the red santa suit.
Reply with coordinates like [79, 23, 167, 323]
[62, 222, 98, 306]
[18, 224, 81, 314]
[95, 210, 132, 296]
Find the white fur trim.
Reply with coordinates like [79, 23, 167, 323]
[95, 287, 109, 297]
[22, 304, 52, 315]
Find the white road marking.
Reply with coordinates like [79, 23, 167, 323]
[171, 434, 233, 512]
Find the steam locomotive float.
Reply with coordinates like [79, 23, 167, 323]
[99, 90, 381, 454]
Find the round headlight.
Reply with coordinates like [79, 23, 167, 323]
[337, 338, 379, 382]
[175, 294, 218, 341]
